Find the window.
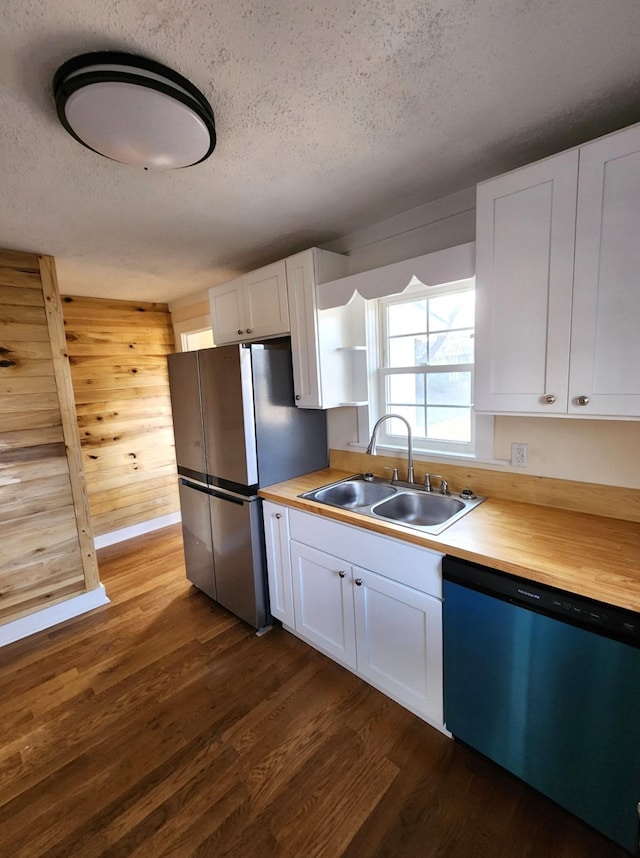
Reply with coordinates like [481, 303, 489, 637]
[181, 327, 214, 351]
[171, 315, 214, 352]
[375, 277, 475, 455]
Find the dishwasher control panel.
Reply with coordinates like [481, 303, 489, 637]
[443, 555, 640, 648]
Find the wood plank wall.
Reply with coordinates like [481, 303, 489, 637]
[0, 249, 98, 625]
[62, 296, 180, 537]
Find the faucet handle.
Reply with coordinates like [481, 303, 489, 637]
[384, 466, 399, 483]
[423, 473, 442, 492]
[439, 479, 449, 495]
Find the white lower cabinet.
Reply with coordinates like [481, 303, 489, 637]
[263, 503, 445, 730]
[290, 541, 357, 669]
[262, 501, 294, 626]
[352, 567, 443, 725]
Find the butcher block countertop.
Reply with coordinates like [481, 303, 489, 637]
[260, 468, 640, 614]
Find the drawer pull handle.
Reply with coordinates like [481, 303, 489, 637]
[576, 395, 590, 406]
[338, 570, 346, 578]
[275, 513, 282, 519]
[355, 578, 363, 586]
[543, 394, 556, 404]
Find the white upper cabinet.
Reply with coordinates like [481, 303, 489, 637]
[209, 248, 364, 410]
[210, 260, 289, 345]
[475, 121, 640, 418]
[475, 150, 578, 414]
[569, 126, 640, 416]
[286, 248, 364, 409]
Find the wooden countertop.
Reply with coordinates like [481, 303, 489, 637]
[260, 468, 640, 614]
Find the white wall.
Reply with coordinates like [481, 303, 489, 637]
[324, 188, 640, 490]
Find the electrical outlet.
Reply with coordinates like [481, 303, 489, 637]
[510, 442, 528, 467]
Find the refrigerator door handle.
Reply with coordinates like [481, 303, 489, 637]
[180, 478, 247, 506]
[210, 489, 245, 506]
[179, 478, 213, 495]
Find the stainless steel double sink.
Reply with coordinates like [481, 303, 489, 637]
[299, 473, 486, 535]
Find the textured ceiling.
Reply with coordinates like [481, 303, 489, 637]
[2, 1, 640, 302]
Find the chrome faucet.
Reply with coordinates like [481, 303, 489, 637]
[424, 473, 449, 494]
[366, 414, 414, 483]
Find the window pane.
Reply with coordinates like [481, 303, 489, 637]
[378, 279, 475, 452]
[386, 407, 425, 438]
[389, 335, 427, 367]
[183, 329, 214, 350]
[426, 407, 471, 442]
[426, 372, 471, 406]
[387, 373, 425, 405]
[428, 291, 475, 331]
[388, 300, 427, 336]
[428, 330, 474, 364]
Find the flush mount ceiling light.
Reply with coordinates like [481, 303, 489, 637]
[53, 51, 216, 169]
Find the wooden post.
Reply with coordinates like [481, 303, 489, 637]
[39, 255, 100, 591]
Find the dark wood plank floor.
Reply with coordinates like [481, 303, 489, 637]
[0, 525, 630, 857]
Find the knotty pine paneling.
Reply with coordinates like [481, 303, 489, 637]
[0, 250, 98, 626]
[62, 295, 180, 537]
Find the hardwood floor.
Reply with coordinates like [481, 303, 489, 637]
[0, 525, 630, 857]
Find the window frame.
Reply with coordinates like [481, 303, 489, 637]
[172, 314, 214, 352]
[374, 277, 476, 456]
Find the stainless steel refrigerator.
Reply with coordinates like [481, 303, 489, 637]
[167, 338, 328, 631]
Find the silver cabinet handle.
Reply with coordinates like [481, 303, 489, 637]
[295, 394, 301, 400]
[338, 570, 346, 578]
[576, 395, 590, 406]
[275, 513, 282, 519]
[246, 328, 252, 334]
[355, 578, 362, 586]
[543, 394, 556, 404]
[237, 329, 243, 335]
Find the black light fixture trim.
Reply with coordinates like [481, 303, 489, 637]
[53, 51, 216, 168]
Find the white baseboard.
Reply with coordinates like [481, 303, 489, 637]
[0, 584, 110, 648]
[94, 512, 182, 549]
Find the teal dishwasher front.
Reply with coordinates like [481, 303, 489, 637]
[443, 555, 640, 854]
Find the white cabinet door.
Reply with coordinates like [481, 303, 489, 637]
[286, 249, 322, 408]
[290, 540, 356, 669]
[286, 248, 351, 408]
[263, 501, 293, 626]
[475, 150, 578, 414]
[353, 566, 443, 724]
[210, 279, 247, 345]
[569, 124, 640, 417]
[244, 260, 290, 340]
[210, 260, 289, 345]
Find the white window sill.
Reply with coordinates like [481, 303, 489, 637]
[347, 440, 508, 469]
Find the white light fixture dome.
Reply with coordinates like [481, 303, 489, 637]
[53, 51, 216, 169]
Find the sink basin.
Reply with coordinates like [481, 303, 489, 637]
[300, 474, 486, 535]
[310, 479, 397, 508]
[372, 492, 465, 526]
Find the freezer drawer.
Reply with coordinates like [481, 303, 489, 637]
[178, 480, 216, 599]
[210, 491, 269, 630]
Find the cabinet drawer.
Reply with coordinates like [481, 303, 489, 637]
[289, 508, 443, 598]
